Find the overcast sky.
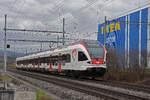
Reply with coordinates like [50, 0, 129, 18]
[0, 0, 150, 54]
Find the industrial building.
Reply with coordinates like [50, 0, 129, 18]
[98, 5, 150, 68]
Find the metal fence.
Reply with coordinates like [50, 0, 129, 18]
[0, 88, 15, 100]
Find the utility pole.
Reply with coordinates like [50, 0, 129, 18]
[104, 16, 107, 47]
[3, 14, 7, 73]
[40, 42, 42, 51]
[63, 18, 65, 45]
[14, 41, 16, 57]
[57, 36, 59, 47]
[26, 49, 27, 55]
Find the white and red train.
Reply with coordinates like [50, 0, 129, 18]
[16, 40, 107, 77]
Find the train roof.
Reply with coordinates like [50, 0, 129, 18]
[16, 40, 102, 61]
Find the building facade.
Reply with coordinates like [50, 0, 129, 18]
[98, 6, 150, 68]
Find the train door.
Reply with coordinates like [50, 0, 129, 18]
[61, 53, 71, 70]
[71, 49, 78, 70]
[77, 51, 88, 70]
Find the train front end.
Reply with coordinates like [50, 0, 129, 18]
[83, 40, 107, 77]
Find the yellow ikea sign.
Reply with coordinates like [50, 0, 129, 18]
[101, 22, 121, 34]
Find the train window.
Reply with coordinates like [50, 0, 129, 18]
[29, 59, 32, 64]
[25, 60, 27, 65]
[40, 57, 47, 64]
[62, 60, 65, 66]
[23, 60, 25, 65]
[83, 40, 104, 59]
[62, 54, 70, 63]
[31, 60, 33, 64]
[66, 54, 71, 62]
[35, 59, 38, 65]
[24, 60, 26, 65]
[52, 61, 55, 66]
[22, 61, 24, 65]
[17, 61, 19, 65]
[40, 58, 43, 63]
[45, 57, 49, 64]
[78, 51, 88, 61]
[52, 56, 56, 61]
[52, 56, 58, 66]
[21, 61, 23, 64]
[62, 55, 66, 65]
[18, 61, 20, 65]
[18, 61, 21, 65]
[26, 60, 28, 65]
[55, 62, 58, 66]
[24, 60, 27, 65]
[62, 55, 66, 60]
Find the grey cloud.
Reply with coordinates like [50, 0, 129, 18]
[0, 0, 150, 53]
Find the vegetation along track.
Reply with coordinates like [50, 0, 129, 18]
[8, 69, 150, 100]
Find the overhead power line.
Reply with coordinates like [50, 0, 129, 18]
[7, 39, 62, 43]
[5, 28, 64, 33]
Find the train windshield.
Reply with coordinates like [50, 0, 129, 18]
[83, 40, 104, 59]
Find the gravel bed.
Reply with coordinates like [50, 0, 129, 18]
[8, 79, 34, 91]
[0, 75, 36, 100]
[33, 72, 150, 99]
[8, 71, 102, 100]
[64, 77, 150, 99]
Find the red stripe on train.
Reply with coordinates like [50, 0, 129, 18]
[91, 59, 104, 64]
[49, 56, 52, 71]
[58, 55, 61, 72]
[37, 57, 40, 70]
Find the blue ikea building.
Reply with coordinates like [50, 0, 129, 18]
[98, 6, 150, 68]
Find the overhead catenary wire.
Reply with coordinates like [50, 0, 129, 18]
[47, 0, 101, 30]
[7, 39, 63, 43]
[5, 28, 67, 34]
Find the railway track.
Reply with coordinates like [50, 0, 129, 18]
[50, 72, 150, 94]
[15, 69, 150, 94]
[45, 72, 150, 94]
[78, 78, 150, 94]
[8, 69, 150, 100]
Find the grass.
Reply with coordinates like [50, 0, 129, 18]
[0, 72, 12, 82]
[35, 89, 54, 100]
[0, 63, 14, 82]
[103, 66, 148, 83]
[7, 64, 16, 69]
